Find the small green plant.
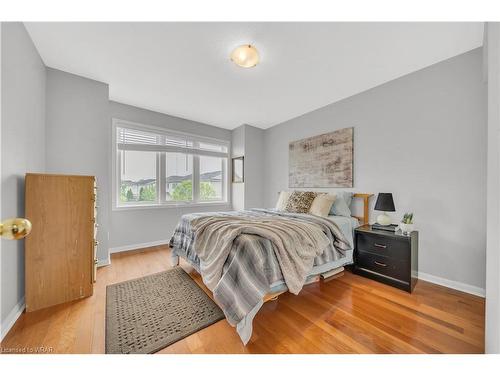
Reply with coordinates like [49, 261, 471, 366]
[401, 213, 414, 224]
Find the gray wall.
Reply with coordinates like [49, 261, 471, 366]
[243, 125, 265, 209]
[230, 124, 265, 211]
[108, 101, 232, 251]
[1, 23, 46, 330]
[486, 22, 500, 354]
[45, 68, 110, 262]
[264, 48, 487, 290]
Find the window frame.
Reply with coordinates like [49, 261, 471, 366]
[112, 118, 231, 211]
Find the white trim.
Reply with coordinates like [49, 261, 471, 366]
[159, 151, 167, 205]
[192, 149, 200, 203]
[109, 239, 171, 254]
[118, 143, 228, 158]
[418, 272, 485, 297]
[0, 297, 25, 342]
[112, 202, 231, 212]
[97, 254, 111, 267]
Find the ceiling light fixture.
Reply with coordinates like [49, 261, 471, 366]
[230, 44, 259, 68]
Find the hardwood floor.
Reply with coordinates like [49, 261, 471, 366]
[0, 246, 485, 354]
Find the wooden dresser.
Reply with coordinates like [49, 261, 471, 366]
[25, 173, 98, 312]
[353, 225, 418, 293]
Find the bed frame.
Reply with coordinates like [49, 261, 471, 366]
[351, 193, 374, 225]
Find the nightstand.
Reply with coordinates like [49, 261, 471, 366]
[353, 225, 418, 293]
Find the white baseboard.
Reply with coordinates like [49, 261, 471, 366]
[97, 254, 111, 267]
[418, 272, 485, 297]
[1, 297, 25, 342]
[109, 239, 170, 254]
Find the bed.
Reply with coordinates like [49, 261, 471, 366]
[169, 193, 373, 344]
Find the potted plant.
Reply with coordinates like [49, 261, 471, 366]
[399, 213, 414, 235]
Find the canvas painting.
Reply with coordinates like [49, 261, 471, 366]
[289, 127, 353, 188]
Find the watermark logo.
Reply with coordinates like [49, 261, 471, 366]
[1, 346, 54, 354]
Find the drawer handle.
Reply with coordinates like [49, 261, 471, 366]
[374, 260, 387, 267]
[374, 243, 387, 249]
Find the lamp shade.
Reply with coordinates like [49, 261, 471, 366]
[374, 193, 395, 212]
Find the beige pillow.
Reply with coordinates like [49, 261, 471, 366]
[275, 191, 292, 211]
[285, 191, 317, 213]
[309, 194, 336, 217]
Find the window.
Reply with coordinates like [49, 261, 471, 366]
[166, 153, 193, 202]
[120, 150, 157, 203]
[199, 155, 224, 201]
[113, 119, 229, 208]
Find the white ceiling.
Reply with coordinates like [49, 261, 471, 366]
[25, 22, 484, 130]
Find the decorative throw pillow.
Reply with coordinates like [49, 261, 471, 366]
[309, 194, 336, 217]
[275, 191, 292, 211]
[285, 191, 317, 213]
[342, 191, 354, 207]
[330, 194, 352, 217]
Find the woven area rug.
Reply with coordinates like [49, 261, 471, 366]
[106, 267, 225, 354]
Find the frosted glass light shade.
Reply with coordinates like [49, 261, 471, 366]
[230, 45, 259, 68]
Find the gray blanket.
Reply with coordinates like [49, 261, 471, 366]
[191, 214, 330, 294]
[169, 209, 351, 344]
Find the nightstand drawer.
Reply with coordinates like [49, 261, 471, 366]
[357, 232, 409, 260]
[355, 251, 409, 282]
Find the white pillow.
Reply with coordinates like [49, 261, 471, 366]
[309, 194, 336, 217]
[275, 191, 292, 211]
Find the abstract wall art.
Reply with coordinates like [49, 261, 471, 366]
[289, 127, 353, 188]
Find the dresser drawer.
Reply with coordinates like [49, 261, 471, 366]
[356, 232, 409, 260]
[355, 251, 409, 282]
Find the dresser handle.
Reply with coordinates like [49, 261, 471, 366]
[374, 243, 387, 249]
[374, 261, 387, 267]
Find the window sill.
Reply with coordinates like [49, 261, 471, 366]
[112, 201, 232, 212]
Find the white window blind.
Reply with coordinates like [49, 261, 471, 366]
[116, 126, 228, 158]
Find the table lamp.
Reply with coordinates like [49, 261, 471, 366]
[374, 193, 395, 226]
